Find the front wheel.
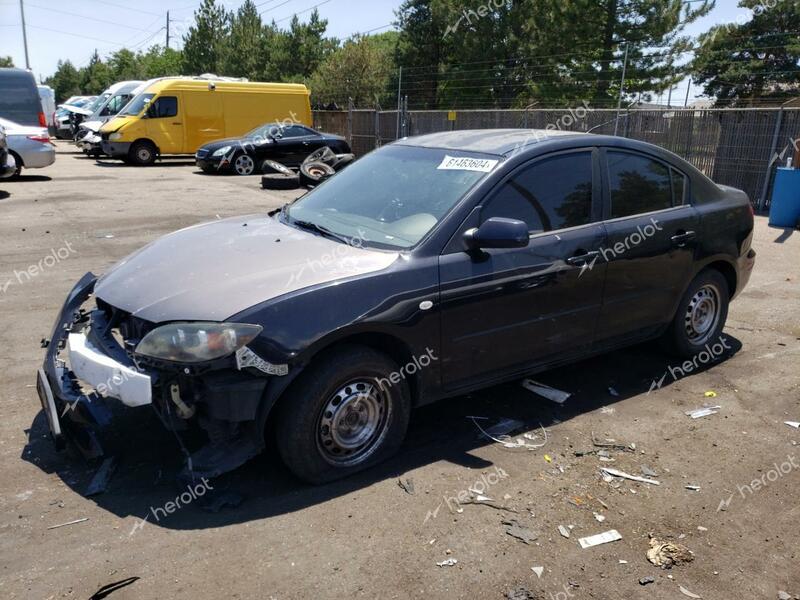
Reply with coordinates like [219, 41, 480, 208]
[274, 345, 411, 484]
[663, 269, 730, 358]
[233, 153, 256, 175]
[128, 140, 157, 166]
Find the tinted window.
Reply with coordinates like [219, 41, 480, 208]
[671, 168, 686, 205]
[608, 151, 672, 218]
[0, 70, 42, 126]
[281, 125, 313, 138]
[482, 152, 594, 232]
[148, 96, 178, 118]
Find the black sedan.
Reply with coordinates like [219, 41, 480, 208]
[195, 123, 351, 175]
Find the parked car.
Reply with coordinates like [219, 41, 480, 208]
[100, 77, 313, 165]
[0, 68, 46, 128]
[37, 85, 57, 135]
[75, 80, 144, 155]
[195, 123, 350, 175]
[0, 117, 55, 177]
[0, 125, 17, 178]
[55, 97, 96, 140]
[36, 129, 755, 485]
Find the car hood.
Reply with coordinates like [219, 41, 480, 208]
[94, 215, 399, 323]
[81, 120, 104, 132]
[199, 137, 274, 153]
[100, 115, 136, 133]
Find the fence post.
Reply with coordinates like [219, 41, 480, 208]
[758, 107, 783, 212]
[346, 97, 354, 148]
[374, 102, 381, 149]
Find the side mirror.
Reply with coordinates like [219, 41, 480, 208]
[463, 217, 530, 250]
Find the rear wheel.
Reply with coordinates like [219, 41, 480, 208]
[274, 345, 411, 484]
[9, 151, 22, 178]
[663, 269, 729, 358]
[128, 140, 156, 166]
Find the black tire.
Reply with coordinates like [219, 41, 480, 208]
[274, 345, 411, 484]
[9, 152, 22, 178]
[261, 172, 301, 190]
[332, 153, 355, 170]
[128, 140, 157, 166]
[300, 161, 336, 186]
[261, 159, 293, 175]
[303, 146, 336, 166]
[662, 269, 730, 358]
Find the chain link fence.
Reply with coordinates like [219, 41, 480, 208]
[314, 106, 800, 209]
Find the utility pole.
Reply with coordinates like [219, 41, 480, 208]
[614, 43, 629, 136]
[166, 10, 170, 49]
[19, 0, 30, 69]
[684, 76, 692, 108]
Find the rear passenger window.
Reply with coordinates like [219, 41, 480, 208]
[482, 152, 594, 233]
[149, 96, 178, 118]
[607, 151, 672, 218]
[671, 168, 686, 205]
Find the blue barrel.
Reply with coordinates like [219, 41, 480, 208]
[769, 167, 800, 227]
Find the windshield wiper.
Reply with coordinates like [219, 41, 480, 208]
[289, 218, 353, 245]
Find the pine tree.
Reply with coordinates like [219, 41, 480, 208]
[221, 0, 265, 80]
[182, 0, 231, 75]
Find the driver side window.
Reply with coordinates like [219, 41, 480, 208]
[481, 152, 595, 233]
[147, 96, 178, 119]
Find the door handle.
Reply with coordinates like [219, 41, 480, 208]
[172, 122, 182, 125]
[566, 250, 600, 266]
[670, 230, 696, 247]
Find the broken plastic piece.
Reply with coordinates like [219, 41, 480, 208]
[601, 467, 660, 485]
[558, 525, 571, 538]
[704, 390, 717, 398]
[785, 421, 800, 429]
[468, 416, 548, 449]
[85, 456, 117, 497]
[679, 585, 702, 598]
[685, 485, 701, 491]
[398, 477, 415, 495]
[531, 566, 544, 579]
[503, 518, 538, 544]
[436, 558, 458, 567]
[685, 406, 722, 419]
[521, 379, 571, 403]
[578, 529, 622, 549]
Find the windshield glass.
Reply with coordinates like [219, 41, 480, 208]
[87, 93, 110, 113]
[284, 145, 499, 250]
[244, 122, 283, 140]
[120, 93, 155, 116]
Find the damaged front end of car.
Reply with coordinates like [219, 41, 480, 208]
[37, 272, 290, 481]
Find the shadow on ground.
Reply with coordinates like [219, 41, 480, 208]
[21, 336, 742, 531]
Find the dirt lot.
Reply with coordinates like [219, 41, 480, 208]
[0, 142, 798, 600]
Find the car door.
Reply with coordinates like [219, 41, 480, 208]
[594, 148, 700, 345]
[271, 125, 325, 165]
[144, 94, 183, 154]
[438, 148, 608, 390]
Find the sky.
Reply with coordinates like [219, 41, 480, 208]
[1, 0, 745, 101]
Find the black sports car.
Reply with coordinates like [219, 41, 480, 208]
[195, 123, 351, 175]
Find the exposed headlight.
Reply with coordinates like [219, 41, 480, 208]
[212, 146, 232, 157]
[135, 322, 263, 363]
[109, 132, 123, 141]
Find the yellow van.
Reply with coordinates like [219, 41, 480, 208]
[99, 77, 312, 165]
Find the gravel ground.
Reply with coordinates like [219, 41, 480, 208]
[0, 142, 798, 600]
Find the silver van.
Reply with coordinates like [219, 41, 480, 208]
[0, 68, 45, 128]
[75, 81, 144, 154]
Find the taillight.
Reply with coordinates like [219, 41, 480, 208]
[38, 112, 47, 127]
[27, 135, 50, 144]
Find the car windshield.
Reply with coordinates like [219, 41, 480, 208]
[87, 93, 110, 113]
[119, 93, 155, 116]
[283, 145, 499, 250]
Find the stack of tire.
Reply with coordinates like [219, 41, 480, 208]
[261, 147, 355, 190]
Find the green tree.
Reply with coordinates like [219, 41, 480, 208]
[0, 56, 14, 68]
[79, 50, 113, 94]
[221, 0, 265, 79]
[309, 33, 398, 107]
[270, 10, 337, 80]
[692, 0, 800, 106]
[108, 48, 143, 81]
[46, 60, 81, 102]
[140, 46, 184, 78]
[182, 0, 231, 75]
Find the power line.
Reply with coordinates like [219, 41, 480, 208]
[85, 0, 161, 17]
[26, 23, 123, 46]
[275, 0, 332, 23]
[24, 2, 157, 32]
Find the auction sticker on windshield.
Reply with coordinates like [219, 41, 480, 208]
[437, 155, 499, 172]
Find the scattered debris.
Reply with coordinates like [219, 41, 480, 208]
[468, 416, 548, 449]
[484, 417, 524, 438]
[785, 421, 800, 429]
[593, 512, 606, 523]
[647, 537, 694, 568]
[685, 406, 722, 419]
[506, 586, 536, 600]
[558, 525, 571, 538]
[639, 576, 655, 586]
[704, 390, 718, 398]
[544, 454, 553, 463]
[502, 518, 538, 545]
[679, 585, 702, 598]
[685, 485, 701, 491]
[47, 517, 89, 530]
[85, 457, 117, 497]
[397, 477, 415, 495]
[436, 558, 458, 567]
[578, 529, 622, 549]
[777, 591, 792, 600]
[618, 559, 628, 564]
[461, 494, 518, 514]
[521, 379, 571, 403]
[608, 386, 620, 397]
[641, 465, 658, 477]
[601, 467, 660, 486]
[592, 432, 635, 452]
[531, 565, 544, 579]
[697, 526, 708, 532]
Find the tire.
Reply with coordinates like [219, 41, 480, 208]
[274, 345, 411, 484]
[303, 146, 336, 166]
[300, 161, 336, 186]
[128, 140, 157, 166]
[232, 153, 256, 176]
[261, 159, 294, 176]
[332, 153, 355, 171]
[9, 152, 22, 178]
[662, 269, 730, 358]
[261, 172, 301, 190]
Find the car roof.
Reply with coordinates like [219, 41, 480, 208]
[395, 128, 587, 156]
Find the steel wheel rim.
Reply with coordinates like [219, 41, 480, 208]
[137, 147, 151, 162]
[685, 283, 720, 344]
[317, 379, 391, 466]
[235, 155, 254, 175]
